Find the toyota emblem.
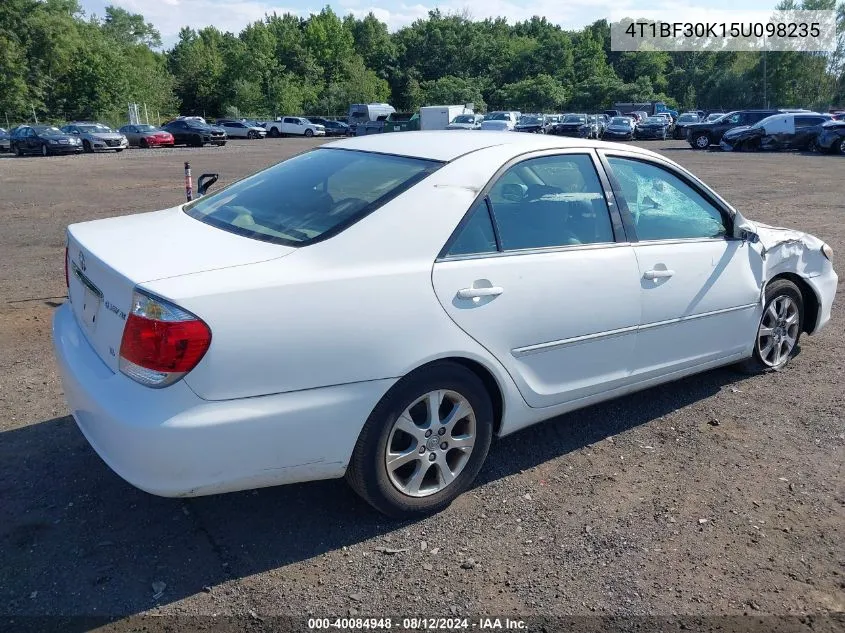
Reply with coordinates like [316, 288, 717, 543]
[78, 251, 86, 272]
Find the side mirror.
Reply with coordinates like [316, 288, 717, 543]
[501, 183, 527, 202]
[197, 173, 219, 197]
[741, 230, 760, 244]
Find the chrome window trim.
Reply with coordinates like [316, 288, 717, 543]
[438, 241, 632, 263]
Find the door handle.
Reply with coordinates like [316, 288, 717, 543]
[457, 286, 504, 299]
[643, 269, 674, 280]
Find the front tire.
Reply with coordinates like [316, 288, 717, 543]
[83, 140, 92, 153]
[41, 144, 49, 157]
[247, 130, 256, 139]
[13, 143, 22, 156]
[346, 361, 494, 517]
[140, 138, 149, 149]
[692, 132, 710, 149]
[304, 128, 314, 137]
[738, 279, 803, 373]
[837, 138, 845, 154]
[269, 127, 280, 138]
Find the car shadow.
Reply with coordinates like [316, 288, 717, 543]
[0, 366, 745, 623]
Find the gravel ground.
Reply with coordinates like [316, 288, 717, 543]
[0, 138, 842, 632]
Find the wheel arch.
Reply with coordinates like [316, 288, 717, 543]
[399, 357, 505, 436]
[765, 272, 820, 334]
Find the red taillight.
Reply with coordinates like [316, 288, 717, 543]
[64, 246, 69, 288]
[119, 289, 211, 388]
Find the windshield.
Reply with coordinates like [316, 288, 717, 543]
[487, 112, 509, 121]
[452, 115, 475, 123]
[78, 124, 113, 133]
[644, 117, 664, 124]
[706, 113, 725, 122]
[563, 115, 586, 123]
[184, 149, 442, 246]
[35, 126, 64, 136]
[135, 125, 158, 133]
[609, 117, 632, 126]
[678, 114, 699, 122]
[520, 116, 543, 125]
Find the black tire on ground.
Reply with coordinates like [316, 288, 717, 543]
[838, 138, 845, 154]
[83, 140, 92, 153]
[41, 144, 49, 157]
[115, 148, 123, 153]
[192, 135, 203, 147]
[692, 132, 710, 149]
[304, 128, 314, 137]
[269, 127, 280, 138]
[140, 138, 148, 148]
[346, 361, 495, 518]
[807, 138, 818, 152]
[247, 130, 255, 139]
[737, 279, 803, 374]
[13, 144, 22, 156]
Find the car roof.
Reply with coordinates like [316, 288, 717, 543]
[326, 130, 662, 162]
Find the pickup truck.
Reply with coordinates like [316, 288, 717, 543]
[265, 117, 325, 138]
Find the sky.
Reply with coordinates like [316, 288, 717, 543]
[78, 0, 780, 48]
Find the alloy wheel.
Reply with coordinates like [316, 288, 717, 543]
[839, 138, 845, 154]
[41, 144, 48, 156]
[384, 389, 476, 497]
[757, 295, 800, 367]
[694, 134, 710, 149]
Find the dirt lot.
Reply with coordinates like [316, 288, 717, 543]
[0, 138, 842, 631]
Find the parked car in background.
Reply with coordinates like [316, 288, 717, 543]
[446, 114, 484, 130]
[548, 113, 591, 138]
[61, 122, 128, 153]
[673, 112, 701, 138]
[514, 114, 549, 133]
[653, 112, 675, 131]
[119, 124, 175, 148]
[635, 116, 672, 140]
[53, 132, 837, 517]
[480, 111, 519, 131]
[719, 113, 833, 152]
[0, 127, 10, 152]
[603, 109, 622, 119]
[420, 106, 473, 131]
[308, 117, 350, 136]
[602, 116, 636, 141]
[704, 112, 726, 122]
[162, 119, 227, 147]
[265, 117, 325, 138]
[10, 125, 82, 156]
[215, 120, 267, 139]
[685, 110, 780, 149]
[481, 110, 520, 132]
[815, 120, 845, 153]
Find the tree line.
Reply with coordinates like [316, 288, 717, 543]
[2, 0, 844, 127]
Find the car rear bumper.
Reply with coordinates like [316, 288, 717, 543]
[52, 303, 396, 497]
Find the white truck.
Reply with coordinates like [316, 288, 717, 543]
[419, 105, 473, 131]
[265, 117, 325, 137]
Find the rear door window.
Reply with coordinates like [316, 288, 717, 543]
[184, 148, 442, 246]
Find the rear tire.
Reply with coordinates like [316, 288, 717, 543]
[737, 279, 803, 373]
[837, 138, 845, 154]
[346, 361, 494, 518]
[807, 138, 818, 152]
[692, 133, 710, 149]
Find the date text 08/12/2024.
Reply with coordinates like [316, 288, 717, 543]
[307, 618, 528, 630]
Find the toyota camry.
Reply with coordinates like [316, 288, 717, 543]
[53, 132, 837, 517]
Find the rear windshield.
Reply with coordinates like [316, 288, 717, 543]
[184, 148, 442, 246]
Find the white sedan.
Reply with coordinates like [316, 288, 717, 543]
[53, 132, 837, 517]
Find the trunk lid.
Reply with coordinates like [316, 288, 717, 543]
[66, 206, 294, 372]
